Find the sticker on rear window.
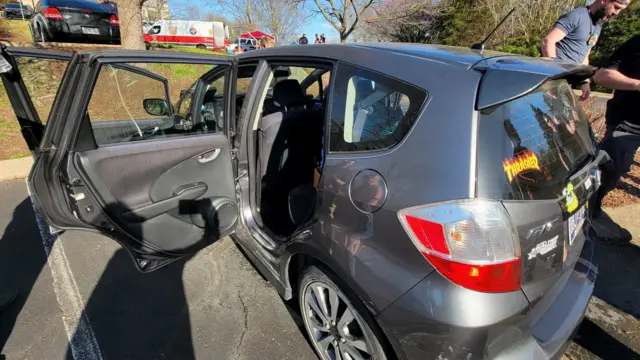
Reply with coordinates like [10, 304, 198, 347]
[563, 183, 579, 213]
[502, 150, 540, 182]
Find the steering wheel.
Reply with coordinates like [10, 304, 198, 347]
[202, 108, 216, 123]
[202, 104, 225, 132]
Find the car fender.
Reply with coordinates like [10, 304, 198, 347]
[283, 239, 384, 315]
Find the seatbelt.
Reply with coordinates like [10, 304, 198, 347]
[351, 89, 390, 143]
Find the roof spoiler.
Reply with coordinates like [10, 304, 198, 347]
[474, 57, 596, 110]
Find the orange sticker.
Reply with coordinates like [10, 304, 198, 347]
[503, 151, 540, 182]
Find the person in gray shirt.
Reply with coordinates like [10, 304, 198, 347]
[541, 0, 630, 100]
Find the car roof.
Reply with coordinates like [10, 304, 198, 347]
[237, 42, 512, 69]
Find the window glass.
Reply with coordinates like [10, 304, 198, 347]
[234, 64, 258, 129]
[477, 79, 595, 200]
[235, 65, 256, 94]
[329, 62, 427, 152]
[175, 84, 195, 118]
[87, 62, 223, 146]
[14, 57, 68, 124]
[148, 26, 161, 35]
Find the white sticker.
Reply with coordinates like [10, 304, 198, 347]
[527, 236, 559, 260]
[584, 177, 592, 190]
[568, 205, 587, 246]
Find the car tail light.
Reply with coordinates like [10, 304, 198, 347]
[44, 7, 63, 20]
[398, 200, 521, 293]
[110, 15, 119, 25]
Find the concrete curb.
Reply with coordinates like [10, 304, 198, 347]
[0, 156, 33, 181]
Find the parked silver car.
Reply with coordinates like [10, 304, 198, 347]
[1, 42, 603, 360]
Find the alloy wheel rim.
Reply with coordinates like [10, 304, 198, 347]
[302, 281, 373, 360]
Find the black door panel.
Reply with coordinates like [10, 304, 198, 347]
[2, 48, 238, 270]
[75, 134, 237, 254]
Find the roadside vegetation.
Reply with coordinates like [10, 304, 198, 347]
[0, 19, 31, 43]
[0, 19, 229, 160]
[1, 0, 639, 206]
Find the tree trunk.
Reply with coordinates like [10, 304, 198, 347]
[340, 33, 348, 43]
[119, 0, 146, 50]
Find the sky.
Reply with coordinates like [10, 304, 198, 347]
[167, 0, 340, 42]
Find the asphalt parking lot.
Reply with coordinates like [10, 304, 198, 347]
[0, 180, 316, 360]
[1, 178, 639, 360]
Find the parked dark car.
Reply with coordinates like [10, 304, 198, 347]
[4, 3, 33, 19]
[0, 43, 604, 360]
[29, 0, 119, 43]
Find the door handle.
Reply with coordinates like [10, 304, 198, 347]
[197, 148, 221, 164]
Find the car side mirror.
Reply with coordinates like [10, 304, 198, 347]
[143, 98, 170, 116]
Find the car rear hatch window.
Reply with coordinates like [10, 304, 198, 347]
[476, 78, 598, 307]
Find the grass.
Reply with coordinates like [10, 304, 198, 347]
[9, 152, 29, 159]
[0, 19, 239, 160]
[151, 44, 232, 56]
[0, 19, 31, 42]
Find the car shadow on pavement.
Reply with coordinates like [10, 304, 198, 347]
[66, 249, 196, 360]
[614, 181, 640, 198]
[593, 240, 640, 320]
[0, 198, 48, 356]
[0, 196, 199, 359]
[623, 173, 640, 184]
[573, 318, 640, 359]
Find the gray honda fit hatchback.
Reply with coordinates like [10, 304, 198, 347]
[1, 43, 603, 359]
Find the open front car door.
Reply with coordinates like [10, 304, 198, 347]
[1, 47, 239, 272]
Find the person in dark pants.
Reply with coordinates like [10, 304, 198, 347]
[0, 290, 17, 312]
[541, 0, 630, 100]
[592, 35, 640, 240]
[298, 33, 308, 45]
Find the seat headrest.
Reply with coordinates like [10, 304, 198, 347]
[203, 87, 217, 103]
[354, 78, 375, 102]
[273, 79, 306, 108]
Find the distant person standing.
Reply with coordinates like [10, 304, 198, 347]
[592, 35, 640, 226]
[298, 33, 309, 45]
[320, 34, 326, 43]
[541, 0, 630, 100]
[314, 34, 321, 44]
[100, 0, 117, 13]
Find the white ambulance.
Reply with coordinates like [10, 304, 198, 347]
[144, 20, 230, 50]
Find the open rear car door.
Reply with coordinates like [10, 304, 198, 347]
[0, 45, 239, 272]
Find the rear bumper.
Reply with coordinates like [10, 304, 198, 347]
[45, 21, 119, 43]
[375, 235, 597, 360]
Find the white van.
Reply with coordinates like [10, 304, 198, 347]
[143, 20, 230, 50]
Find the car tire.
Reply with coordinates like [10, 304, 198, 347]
[196, 44, 206, 50]
[298, 265, 391, 360]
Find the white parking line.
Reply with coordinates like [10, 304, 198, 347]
[26, 180, 103, 360]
